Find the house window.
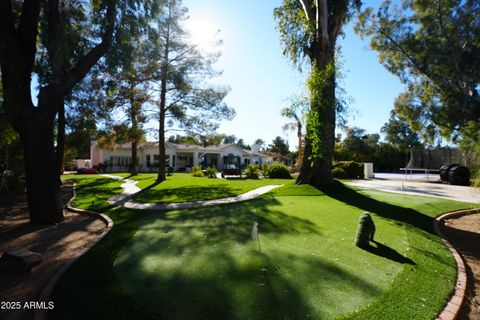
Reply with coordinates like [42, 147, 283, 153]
[146, 154, 151, 167]
[172, 155, 176, 167]
[109, 156, 131, 167]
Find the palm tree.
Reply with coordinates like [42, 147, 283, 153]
[281, 95, 309, 170]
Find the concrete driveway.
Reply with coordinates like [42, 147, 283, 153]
[347, 179, 480, 204]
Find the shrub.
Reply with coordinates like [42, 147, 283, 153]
[0, 170, 16, 192]
[355, 212, 375, 248]
[332, 167, 348, 179]
[205, 167, 217, 178]
[264, 164, 292, 179]
[333, 161, 364, 179]
[245, 165, 260, 179]
[191, 165, 204, 177]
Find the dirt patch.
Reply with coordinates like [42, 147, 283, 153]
[0, 183, 107, 320]
[442, 213, 480, 320]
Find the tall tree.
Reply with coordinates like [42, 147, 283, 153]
[223, 135, 238, 144]
[355, 0, 480, 141]
[275, 0, 361, 185]
[281, 94, 309, 169]
[269, 136, 290, 156]
[381, 110, 423, 152]
[0, 0, 155, 223]
[254, 139, 266, 148]
[154, 0, 234, 183]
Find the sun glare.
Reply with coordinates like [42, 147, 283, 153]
[185, 18, 220, 51]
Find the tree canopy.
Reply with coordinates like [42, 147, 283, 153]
[381, 110, 423, 151]
[0, 0, 159, 223]
[154, 0, 234, 182]
[356, 0, 480, 140]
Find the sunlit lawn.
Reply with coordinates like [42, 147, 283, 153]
[114, 173, 295, 203]
[53, 174, 476, 320]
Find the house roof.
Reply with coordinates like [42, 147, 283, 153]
[98, 140, 269, 158]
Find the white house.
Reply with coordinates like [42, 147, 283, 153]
[90, 141, 271, 172]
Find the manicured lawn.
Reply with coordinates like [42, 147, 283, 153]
[118, 173, 295, 203]
[63, 174, 124, 211]
[52, 175, 476, 320]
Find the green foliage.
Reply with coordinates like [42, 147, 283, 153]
[332, 167, 348, 179]
[333, 161, 363, 179]
[156, 0, 235, 136]
[191, 165, 204, 177]
[205, 167, 218, 179]
[244, 165, 260, 179]
[268, 136, 290, 155]
[355, 212, 376, 248]
[381, 111, 423, 151]
[458, 121, 480, 186]
[274, 0, 359, 184]
[305, 62, 336, 162]
[334, 126, 409, 172]
[264, 164, 292, 179]
[0, 107, 24, 180]
[0, 170, 16, 193]
[356, 0, 480, 141]
[222, 135, 250, 149]
[253, 139, 265, 147]
[273, 0, 313, 69]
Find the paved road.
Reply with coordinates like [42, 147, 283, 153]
[347, 179, 480, 204]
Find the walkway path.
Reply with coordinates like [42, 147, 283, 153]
[347, 179, 480, 204]
[102, 174, 282, 210]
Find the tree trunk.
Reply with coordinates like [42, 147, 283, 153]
[157, 108, 166, 182]
[297, 52, 336, 186]
[157, 14, 170, 184]
[130, 95, 139, 176]
[297, 126, 303, 170]
[55, 101, 65, 185]
[131, 140, 138, 176]
[18, 107, 63, 224]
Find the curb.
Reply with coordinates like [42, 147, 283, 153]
[33, 181, 113, 320]
[434, 208, 480, 320]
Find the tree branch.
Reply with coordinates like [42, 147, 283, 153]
[0, 0, 20, 69]
[0, 0, 35, 114]
[64, 0, 116, 93]
[299, 0, 315, 22]
[317, 0, 329, 45]
[17, 0, 42, 73]
[329, 0, 349, 41]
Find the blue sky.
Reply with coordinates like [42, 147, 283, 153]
[182, 0, 406, 149]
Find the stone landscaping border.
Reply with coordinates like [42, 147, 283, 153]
[34, 180, 113, 320]
[434, 207, 480, 320]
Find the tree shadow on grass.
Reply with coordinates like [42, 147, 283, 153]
[134, 184, 240, 203]
[68, 177, 122, 212]
[318, 181, 436, 234]
[363, 240, 416, 265]
[134, 197, 320, 249]
[114, 198, 385, 320]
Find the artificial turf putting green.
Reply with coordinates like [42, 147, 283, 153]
[114, 194, 407, 319]
[52, 175, 476, 320]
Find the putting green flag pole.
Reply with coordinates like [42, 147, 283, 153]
[251, 220, 262, 255]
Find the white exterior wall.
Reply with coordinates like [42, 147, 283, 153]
[102, 149, 131, 162]
[90, 141, 271, 172]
